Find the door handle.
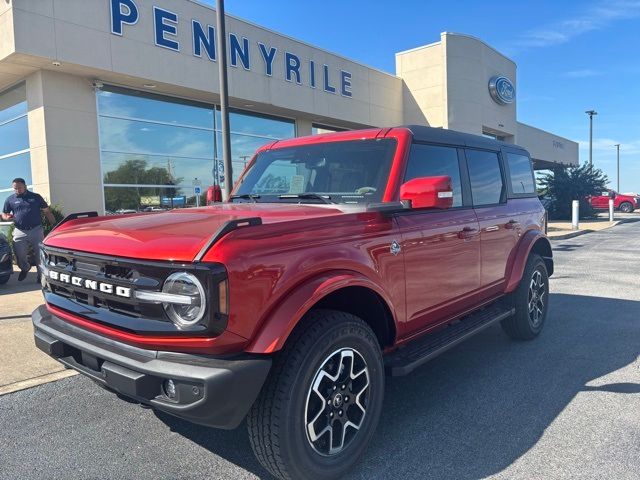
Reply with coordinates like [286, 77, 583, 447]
[505, 220, 520, 230]
[458, 226, 479, 239]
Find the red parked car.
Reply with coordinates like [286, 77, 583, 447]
[588, 190, 638, 213]
[33, 126, 552, 480]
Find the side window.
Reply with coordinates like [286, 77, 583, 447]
[466, 149, 504, 206]
[506, 153, 535, 194]
[404, 144, 463, 207]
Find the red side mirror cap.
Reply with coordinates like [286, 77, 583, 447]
[400, 176, 453, 209]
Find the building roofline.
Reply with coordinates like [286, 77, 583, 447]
[395, 32, 517, 66]
[517, 121, 579, 146]
[441, 32, 517, 65]
[187, 0, 401, 80]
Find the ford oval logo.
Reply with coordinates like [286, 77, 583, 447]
[488, 76, 515, 105]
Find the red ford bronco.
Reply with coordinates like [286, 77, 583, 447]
[33, 126, 552, 480]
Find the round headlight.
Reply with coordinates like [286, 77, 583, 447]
[162, 272, 207, 327]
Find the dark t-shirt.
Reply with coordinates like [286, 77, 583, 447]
[3, 190, 48, 231]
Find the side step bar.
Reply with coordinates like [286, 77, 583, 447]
[384, 302, 515, 376]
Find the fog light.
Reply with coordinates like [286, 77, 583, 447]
[164, 379, 176, 399]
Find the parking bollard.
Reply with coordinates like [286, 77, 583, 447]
[572, 200, 579, 230]
[609, 199, 614, 221]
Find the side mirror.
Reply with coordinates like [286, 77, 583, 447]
[207, 185, 223, 204]
[400, 176, 453, 209]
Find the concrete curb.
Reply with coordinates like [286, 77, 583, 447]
[0, 370, 78, 396]
[548, 219, 625, 241]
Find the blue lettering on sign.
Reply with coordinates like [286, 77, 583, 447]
[110, 0, 139, 36]
[153, 7, 179, 51]
[192, 20, 216, 61]
[108, 5, 354, 98]
[309, 60, 316, 88]
[323, 65, 336, 94]
[258, 43, 277, 76]
[229, 34, 250, 70]
[285, 52, 302, 84]
[340, 70, 352, 97]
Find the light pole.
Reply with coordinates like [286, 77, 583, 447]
[614, 143, 620, 192]
[585, 110, 597, 168]
[216, 0, 233, 200]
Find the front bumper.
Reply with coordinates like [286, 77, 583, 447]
[32, 304, 271, 429]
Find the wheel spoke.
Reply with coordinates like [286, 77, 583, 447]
[305, 347, 370, 457]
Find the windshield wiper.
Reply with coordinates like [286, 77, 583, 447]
[229, 194, 261, 203]
[278, 193, 336, 204]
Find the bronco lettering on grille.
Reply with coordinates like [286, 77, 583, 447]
[48, 270, 131, 298]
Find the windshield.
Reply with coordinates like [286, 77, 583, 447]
[233, 139, 397, 204]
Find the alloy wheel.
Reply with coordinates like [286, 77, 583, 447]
[304, 348, 370, 456]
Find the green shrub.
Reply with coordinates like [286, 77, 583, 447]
[537, 164, 608, 220]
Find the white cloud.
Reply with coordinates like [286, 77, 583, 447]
[513, 1, 640, 50]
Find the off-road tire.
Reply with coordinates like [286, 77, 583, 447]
[501, 254, 549, 340]
[619, 201, 634, 213]
[247, 309, 384, 480]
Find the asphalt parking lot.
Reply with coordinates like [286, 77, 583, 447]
[1, 221, 638, 480]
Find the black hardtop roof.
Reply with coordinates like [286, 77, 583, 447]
[402, 125, 529, 153]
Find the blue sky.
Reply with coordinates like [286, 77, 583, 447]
[202, 0, 640, 193]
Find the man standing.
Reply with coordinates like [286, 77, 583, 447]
[1, 178, 56, 282]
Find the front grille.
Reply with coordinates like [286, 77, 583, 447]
[40, 246, 227, 336]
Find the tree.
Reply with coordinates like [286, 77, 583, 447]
[103, 158, 183, 211]
[537, 164, 608, 220]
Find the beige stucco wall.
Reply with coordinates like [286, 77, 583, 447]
[517, 122, 579, 167]
[6, 0, 404, 128]
[26, 69, 103, 214]
[443, 33, 517, 139]
[395, 42, 446, 127]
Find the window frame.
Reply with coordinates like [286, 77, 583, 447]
[396, 141, 473, 213]
[501, 147, 538, 199]
[463, 147, 508, 208]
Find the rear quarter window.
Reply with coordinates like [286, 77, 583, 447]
[506, 153, 535, 195]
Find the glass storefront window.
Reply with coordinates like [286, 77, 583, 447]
[98, 87, 296, 210]
[104, 186, 206, 213]
[99, 117, 214, 159]
[0, 83, 31, 197]
[216, 109, 295, 139]
[312, 124, 346, 135]
[0, 152, 32, 188]
[98, 89, 214, 129]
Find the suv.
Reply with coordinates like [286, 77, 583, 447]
[33, 126, 552, 480]
[588, 190, 638, 213]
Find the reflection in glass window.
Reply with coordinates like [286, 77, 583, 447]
[101, 153, 213, 186]
[215, 109, 295, 138]
[0, 83, 31, 191]
[98, 88, 296, 209]
[404, 144, 463, 207]
[98, 90, 214, 129]
[312, 124, 346, 135]
[99, 117, 214, 159]
[0, 83, 27, 124]
[466, 149, 504, 206]
[506, 153, 535, 194]
[104, 186, 206, 213]
[0, 153, 32, 188]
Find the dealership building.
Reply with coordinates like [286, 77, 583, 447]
[0, 0, 579, 214]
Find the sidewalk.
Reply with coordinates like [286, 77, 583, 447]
[547, 212, 638, 240]
[0, 266, 76, 396]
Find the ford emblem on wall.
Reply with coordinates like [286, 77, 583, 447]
[488, 76, 515, 105]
